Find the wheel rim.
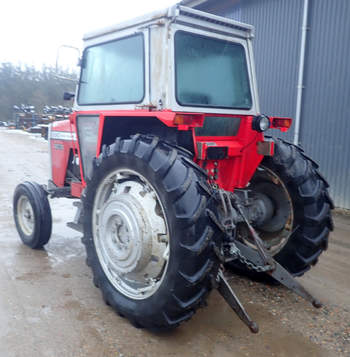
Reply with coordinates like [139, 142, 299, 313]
[241, 165, 294, 256]
[92, 169, 170, 300]
[17, 195, 35, 236]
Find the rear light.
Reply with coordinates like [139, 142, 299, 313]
[173, 114, 204, 127]
[271, 117, 292, 132]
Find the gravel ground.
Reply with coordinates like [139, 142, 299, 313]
[0, 128, 349, 357]
[226, 273, 350, 356]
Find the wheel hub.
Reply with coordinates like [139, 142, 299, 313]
[99, 194, 152, 274]
[17, 196, 35, 236]
[241, 166, 293, 255]
[93, 170, 169, 300]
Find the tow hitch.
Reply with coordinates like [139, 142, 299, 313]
[213, 190, 322, 333]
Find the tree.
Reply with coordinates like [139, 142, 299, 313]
[0, 62, 77, 121]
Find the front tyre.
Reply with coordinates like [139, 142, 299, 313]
[13, 181, 52, 249]
[82, 136, 220, 330]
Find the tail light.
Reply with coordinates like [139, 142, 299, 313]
[173, 114, 204, 127]
[271, 117, 292, 132]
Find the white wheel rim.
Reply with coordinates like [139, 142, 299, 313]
[17, 195, 35, 236]
[92, 169, 170, 300]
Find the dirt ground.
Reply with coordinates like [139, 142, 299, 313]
[0, 128, 349, 357]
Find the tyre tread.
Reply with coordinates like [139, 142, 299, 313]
[270, 139, 333, 275]
[231, 138, 333, 277]
[13, 181, 52, 249]
[81, 134, 219, 330]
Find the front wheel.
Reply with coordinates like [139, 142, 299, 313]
[13, 181, 52, 249]
[82, 136, 221, 330]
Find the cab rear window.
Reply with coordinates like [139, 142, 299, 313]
[175, 31, 252, 110]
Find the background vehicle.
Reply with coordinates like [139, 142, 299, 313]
[13, 5, 333, 332]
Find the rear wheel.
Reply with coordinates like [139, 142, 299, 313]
[82, 135, 220, 330]
[13, 181, 52, 249]
[232, 139, 333, 277]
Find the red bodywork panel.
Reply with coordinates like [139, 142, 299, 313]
[50, 120, 75, 187]
[50, 120, 82, 197]
[193, 115, 264, 190]
[69, 110, 197, 192]
[50, 110, 291, 197]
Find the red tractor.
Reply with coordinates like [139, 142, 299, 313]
[13, 6, 333, 332]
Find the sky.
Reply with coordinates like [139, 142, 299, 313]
[0, 0, 178, 70]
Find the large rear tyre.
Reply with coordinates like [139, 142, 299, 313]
[231, 139, 333, 277]
[82, 135, 220, 330]
[13, 181, 52, 249]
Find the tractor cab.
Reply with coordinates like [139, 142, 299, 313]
[60, 6, 288, 193]
[76, 6, 258, 115]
